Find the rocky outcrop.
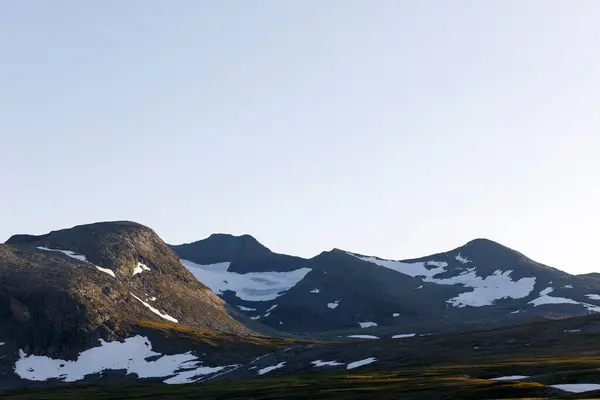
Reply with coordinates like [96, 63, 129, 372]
[1, 221, 253, 359]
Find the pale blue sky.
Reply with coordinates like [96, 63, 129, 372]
[1, 1, 599, 273]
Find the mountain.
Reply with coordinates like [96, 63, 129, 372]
[171, 234, 307, 273]
[4, 220, 600, 395]
[173, 235, 600, 335]
[0, 222, 254, 359]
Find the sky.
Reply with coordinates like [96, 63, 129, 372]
[1, 1, 599, 274]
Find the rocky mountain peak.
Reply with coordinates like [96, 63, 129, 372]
[171, 234, 306, 274]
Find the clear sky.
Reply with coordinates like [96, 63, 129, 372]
[1, 1, 599, 274]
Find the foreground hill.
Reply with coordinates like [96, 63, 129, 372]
[0, 221, 254, 361]
[7, 314, 600, 398]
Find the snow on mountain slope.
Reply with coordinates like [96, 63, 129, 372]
[528, 287, 600, 312]
[348, 252, 536, 307]
[180, 259, 311, 301]
[36, 246, 117, 278]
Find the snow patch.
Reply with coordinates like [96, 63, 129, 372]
[0, 342, 4, 346]
[347, 357, 377, 369]
[358, 321, 378, 328]
[564, 284, 573, 288]
[37, 246, 88, 262]
[257, 362, 285, 375]
[180, 259, 310, 301]
[565, 329, 582, 332]
[350, 254, 535, 307]
[426, 261, 448, 267]
[392, 313, 400, 317]
[416, 285, 423, 289]
[133, 262, 151, 276]
[539, 287, 554, 296]
[37, 246, 116, 278]
[586, 294, 600, 300]
[392, 333, 416, 339]
[250, 316, 260, 320]
[490, 375, 529, 381]
[14, 335, 232, 384]
[131, 293, 178, 323]
[328, 300, 340, 310]
[529, 288, 600, 312]
[237, 305, 256, 312]
[310, 288, 320, 293]
[96, 266, 116, 278]
[455, 253, 471, 264]
[510, 310, 521, 314]
[312, 360, 344, 367]
[265, 304, 278, 313]
[551, 384, 600, 393]
[347, 335, 379, 340]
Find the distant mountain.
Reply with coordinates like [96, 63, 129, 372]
[171, 234, 307, 273]
[172, 235, 600, 335]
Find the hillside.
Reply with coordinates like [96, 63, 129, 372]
[0, 222, 254, 360]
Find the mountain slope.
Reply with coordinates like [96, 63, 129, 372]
[1, 221, 253, 360]
[172, 235, 600, 335]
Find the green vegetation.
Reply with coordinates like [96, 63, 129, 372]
[8, 318, 600, 399]
[6, 351, 600, 399]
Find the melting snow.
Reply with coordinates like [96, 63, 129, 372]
[529, 288, 600, 312]
[266, 304, 278, 313]
[37, 246, 87, 262]
[328, 300, 340, 309]
[347, 335, 379, 339]
[180, 259, 310, 301]
[455, 253, 471, 264]
[14, 335, 232, 384]
[358, 321, 378, 328]
[310, 288, 320, 293]
[539, 287, 554, 296]
[551, 384, 600, 393]
[586, 294, 600, 300]
[426, 261, 448, 267]
[133, 262, 151, 276]
[392, 333, 416, 339]
[257, 362, 285, 375]
[37, 246, 116, 278]
[347, 357, 377, 369]
[95, 267, 116, 278]
[237, 305, 256, 312]
[312, 360, 344, 367]
[490, 375, 529, 381]
[392, 313, 400, 317]
[131, 293, 178, 323]
[351, 254, 535, 307]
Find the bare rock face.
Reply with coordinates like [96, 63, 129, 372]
[1, 221, 253, 359]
